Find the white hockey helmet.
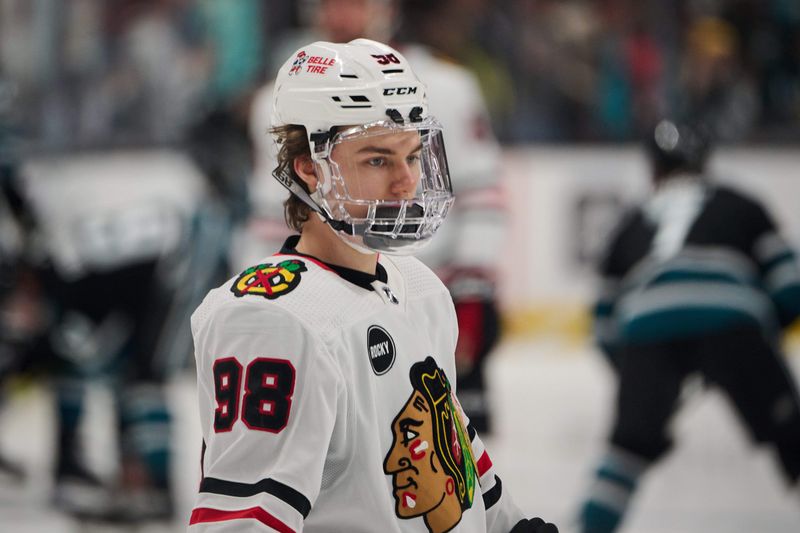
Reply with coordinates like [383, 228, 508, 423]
[271, 39, 454, 255]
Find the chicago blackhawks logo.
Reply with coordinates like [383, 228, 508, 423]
[384, 357, 476, 533]
[230, 260, 307, 300]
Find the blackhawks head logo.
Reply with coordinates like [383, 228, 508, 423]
[384, 357, 476, 533]
[230, 259, 308, 300]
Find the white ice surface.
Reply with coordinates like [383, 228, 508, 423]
[0, 340, 798, 532]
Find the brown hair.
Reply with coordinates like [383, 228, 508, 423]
[271, 124, 313, 232]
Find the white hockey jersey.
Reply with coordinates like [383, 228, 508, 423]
[190, 238, 524, 532]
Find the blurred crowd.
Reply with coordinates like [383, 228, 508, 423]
[459, 0, 800, 142]
[0, 0, 799, 150]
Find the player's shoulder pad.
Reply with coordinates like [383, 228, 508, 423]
[602, 203, 644, 246]
[711, 183, 765, 212]
[191, 255, 328, 338]
[709, 183, 777, 228]
[217, 253, 394, 341]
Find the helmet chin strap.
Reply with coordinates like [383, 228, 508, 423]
[321, 217, 377, 256]
[273, 165, 357, 234]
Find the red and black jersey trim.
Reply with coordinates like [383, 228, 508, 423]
[482, 475, 502, 510]
[190, 506, 294, 532]
[200, 476, 311, 518]
[476, 451, 493, 478]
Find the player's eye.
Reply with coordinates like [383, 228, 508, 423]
[406, 153, 421, 165]
[365, 157, 386, 168]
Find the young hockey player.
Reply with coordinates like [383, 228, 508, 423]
[189, 39, 556, 533]
[244, 0, 504, 433]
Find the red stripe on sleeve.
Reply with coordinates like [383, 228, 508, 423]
[190, 506, 295, 532]
[476, 451, 493, 477]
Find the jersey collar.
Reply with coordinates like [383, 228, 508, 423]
[279, 235, 388, 291]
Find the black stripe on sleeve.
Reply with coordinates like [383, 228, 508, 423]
[200, 477, 312, 518]
[482, 475, 502, 510]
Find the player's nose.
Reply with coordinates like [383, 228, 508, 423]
[389, 162, 418, 199]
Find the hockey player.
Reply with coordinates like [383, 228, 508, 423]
[577, 119, 800, 532]
[0, 135, 32, 484]
[17, 150, 207, 522]
[190, 39, 556, 533]
[243, 0, 504, 433]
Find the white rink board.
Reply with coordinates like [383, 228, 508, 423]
[498, 146, 800, 312]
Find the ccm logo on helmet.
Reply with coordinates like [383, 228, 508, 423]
[383, 87, 418, 96]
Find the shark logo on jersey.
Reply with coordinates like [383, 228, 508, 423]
[367, 326, 396, 375]
[384, 357, 476, 533]
[230, 260, 308, 300]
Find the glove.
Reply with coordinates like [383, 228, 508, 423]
[510, 517, 559, 533]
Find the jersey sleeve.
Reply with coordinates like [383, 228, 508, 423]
[746, 199, 800, 328]
[190, 299, 345, 532]
[467, 425, 526, 532]
[441, 273, 524, 530]
[592, 208, 643, 365]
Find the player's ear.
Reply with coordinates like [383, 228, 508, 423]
[293, 155, 318, 192]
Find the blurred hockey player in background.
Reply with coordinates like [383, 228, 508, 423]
[576, 119, 800, 533]
[0, 76, 34, 483]
[244, 0, 505, 433]
[17, 152, 207, 523]
[0, 0, 216, 525]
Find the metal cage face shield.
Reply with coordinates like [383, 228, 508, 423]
[311, 117, 454, 254]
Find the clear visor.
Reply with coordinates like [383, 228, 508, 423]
[313, 117, 454, 254]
